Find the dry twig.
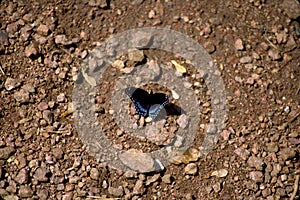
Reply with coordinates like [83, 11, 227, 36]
[289, 112, 300, 124]
[0, 65, 5, 75]
[264, 35, 280, 50]
[290, 175, 299, 200]
[86, 196, 120, 200]
[37, 127, 70, 134]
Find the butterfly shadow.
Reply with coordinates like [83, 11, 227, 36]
[154, 103, 185, 121]
[165, 103, 185, 116]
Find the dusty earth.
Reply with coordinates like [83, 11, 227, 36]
[0, 0, 300, 199]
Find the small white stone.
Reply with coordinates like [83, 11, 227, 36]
[171, 90, 180, 99]
[145, 117, 152, 123]
[235, 38, 244, 50]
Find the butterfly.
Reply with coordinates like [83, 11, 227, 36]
[125, 87, 169, 119]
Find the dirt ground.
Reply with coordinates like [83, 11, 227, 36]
[0, 0, 299, 199]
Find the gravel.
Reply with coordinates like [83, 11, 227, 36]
[0, 0, 299, 199]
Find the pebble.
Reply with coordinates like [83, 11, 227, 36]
[221, 129, 231, 140]
[247, 156, 264, 170]
[203, 41, 216, 54]
[133, 179, 146, 195]
[15, 168, 28, 184]
[0, 146, 16, 160]
[268, 49, 281, 60]
[145, 121, 171, 145]
[38, 102, 49, 111]
[69, 176, 80, 184]
[55, 35, 67, 45]
[212, 182, 222, 192]
[37, 24, 50, 36]
[0, 31, 9, 46]
[185, 193, 194, 200]
[234, 147, 250, 160]
[3, 195, 18, 200]
[146, 174, 160, 186]
[72, 157, 81, 169]
[278, 148, 296, 161]
[102, 180, 108, 189]
[211, 169, 228, 178]
[4, 78, 19, 91]
[276, 32, 287, 44]
[112, 59, 125, 69]
[124, 170, 138, 179]
[20, 27, 32, 42]
[90, 168, 100, 180]
[148, 59, 160, 76]
[22, 13, 34, 23]
[35, 189, 49, 200]
[42, 110, 53, 124]
[6, 22, 20, 35]
[266, 142, 279, 153]
[246, 77, 255, 85]
[6, 180, 17, 193]
[108, 186, 124, 197]
[276, 188, 286, 197]
[119, 149, 155, 173]
[88, 0, 108, 7]
[28, 159, 39, 169]
[7, 3, 16, 15]
[25, 44, 38, 58]
[162, 174, 172, 184]
[57, 93, 65, 102]
[57, 183, 65, 191]
[145, 117, 152, 123]
[171, 89, 180, 99]
[184, 163, 198, 175]
[286, 35, 296, 47]
[22, 84, 35, 93]
[262, 188, 271, 197]
[33, 167, 49, 182]
[205, 185, 213, 193]
[288, 137, 300, 145]
[176, 114, 188, 128]
[55, 35, 79, 46]
[202, 24, 212, 35]
[18, 185, 33, 198]
[252, 52, 260, 60]
[62, 192, 73, 200]
[245, 180, 258, 191]
[235, 38, 244, 50]
[128, 49, 144, 63]
[148, 10, 155, 19]
[65, 184, 74, 192]
[239, 56, 252, 64]
[14, 89, 30, 103]
[249, 171, 264, 183]
[52, 147, 63, 159]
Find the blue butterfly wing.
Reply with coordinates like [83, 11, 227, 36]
[131, 99, 148, 117]
[125, 87, 169, 119]
[148, 95, 169, 119]
[125, 87, 150, 117]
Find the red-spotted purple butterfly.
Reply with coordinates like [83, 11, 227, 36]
[125, 87, 169, 119]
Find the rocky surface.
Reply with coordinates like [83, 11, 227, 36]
[0, 0, 299, 199]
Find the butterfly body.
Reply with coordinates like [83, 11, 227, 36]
[125, 87, 169, 119]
